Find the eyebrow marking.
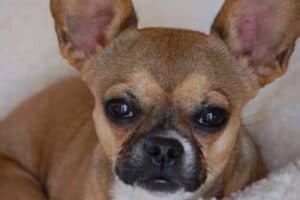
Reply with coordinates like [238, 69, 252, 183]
[126, 90, 137, 100]
[212, 87, 229, 101]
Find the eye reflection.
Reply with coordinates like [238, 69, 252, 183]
[105, 99, 136, 122]
[194, 106, 229, 133]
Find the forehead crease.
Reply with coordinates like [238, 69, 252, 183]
[148, 69, 191, 91]
[135, 29, 212, 91]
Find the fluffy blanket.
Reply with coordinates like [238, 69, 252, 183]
[226, 158, 300, 200]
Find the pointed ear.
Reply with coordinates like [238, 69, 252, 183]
[211, 0, 300, 86]
[50, 0, 137, 72]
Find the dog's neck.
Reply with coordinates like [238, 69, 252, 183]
[83, 145, 113, 200]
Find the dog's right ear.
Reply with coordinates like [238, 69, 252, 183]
[50, 0, 137, 73]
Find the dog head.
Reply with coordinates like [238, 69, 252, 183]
[50, 0, 300, 198]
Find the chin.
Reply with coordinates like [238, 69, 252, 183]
[111, 176, 197, 200]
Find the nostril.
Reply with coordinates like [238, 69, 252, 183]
[167, 148, 181, 159]
[148, 146, 161, 157]
[144, 137, 184, 168]
[144, 140, 161, 157]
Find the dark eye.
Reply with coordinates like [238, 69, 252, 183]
[194, 107, 229, 133]
[105, 99, 136, 122]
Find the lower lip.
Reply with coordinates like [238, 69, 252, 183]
[138, 178, 181, 192]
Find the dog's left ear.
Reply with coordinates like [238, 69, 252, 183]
[50, 0, 137, 73]
[211, 0, 300, 86]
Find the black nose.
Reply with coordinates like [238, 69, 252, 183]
[144, 137, 184, 168]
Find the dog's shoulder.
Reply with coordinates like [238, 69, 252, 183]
[0, 77, 95, 178]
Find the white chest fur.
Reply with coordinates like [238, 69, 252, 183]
[111, 178, 197, 200]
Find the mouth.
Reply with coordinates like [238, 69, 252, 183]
[115, 131, 206, 193]
[138, 176, 181, 192]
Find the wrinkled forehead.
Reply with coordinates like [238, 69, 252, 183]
[92, 28, 252, 104]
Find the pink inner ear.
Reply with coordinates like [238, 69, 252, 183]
[238, 11, 258, 56]
[234, 0, 284, 65]
[66, 0, 114, 56]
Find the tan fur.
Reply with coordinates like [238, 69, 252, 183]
[1, 0, 300, 199]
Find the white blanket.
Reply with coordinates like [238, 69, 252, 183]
[227, 158, 300, 200]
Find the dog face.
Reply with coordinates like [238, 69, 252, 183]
[50, 0, 300, 198]
[90, 29, 249, 195]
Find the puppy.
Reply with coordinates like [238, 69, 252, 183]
[0, 0, 299, 199]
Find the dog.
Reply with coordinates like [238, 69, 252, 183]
[1, 0, 300, 199]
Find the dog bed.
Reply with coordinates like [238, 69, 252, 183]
[222, 158, 300, 200]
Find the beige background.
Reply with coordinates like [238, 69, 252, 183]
[1, 0, 299, 170]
